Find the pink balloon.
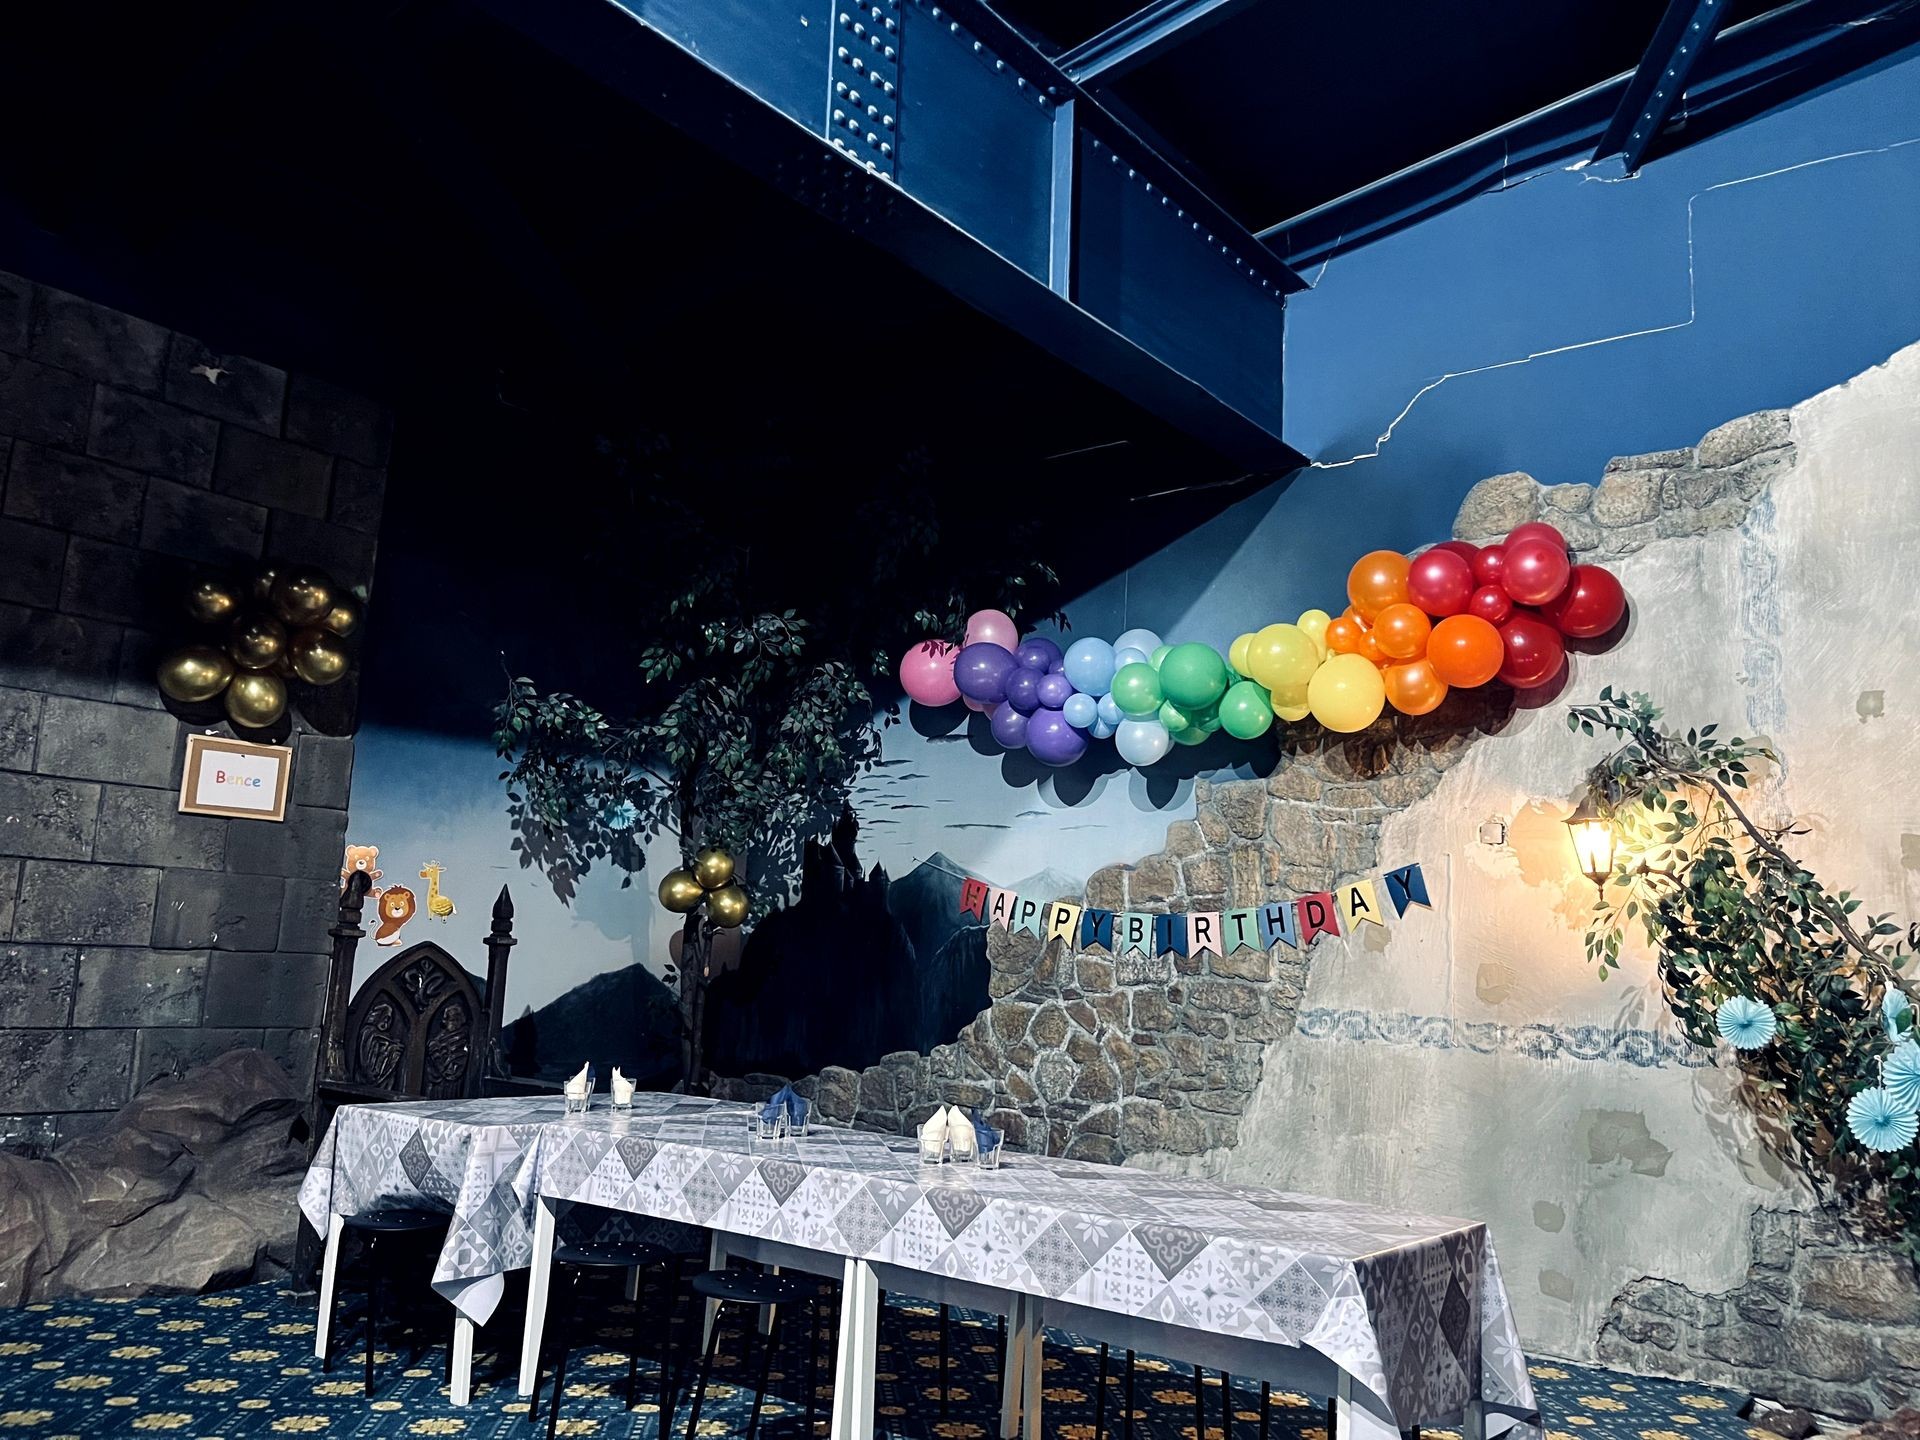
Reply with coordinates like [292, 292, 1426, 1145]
[964, 608, 1018, 651]
[898, 638, 961, 706]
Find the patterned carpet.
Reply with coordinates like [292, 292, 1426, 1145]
[0, 1273, 1758, 1440]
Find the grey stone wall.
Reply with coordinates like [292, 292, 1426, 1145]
[0, 268, 388, 1154]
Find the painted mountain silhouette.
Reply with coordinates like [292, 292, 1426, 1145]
[705, 810, 988, 1077]
[499, 959, 681, 1089]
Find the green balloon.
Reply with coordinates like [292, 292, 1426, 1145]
[1110, 661, 1164, 718]
[1149, 644, 1172, 670]
[1159, 642, 1230, 709]
[1170, 723, 1210, 747]
[1157, 699, 1192, 732]
[1196, 704, 1223, 734]
[1219, 679, 1275, 740]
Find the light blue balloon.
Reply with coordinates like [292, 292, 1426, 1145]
[1061, 637, 1117, 698]
[1113, 628, 1162, 657]
[1113, 646, 1150, 670]
[1062, 693, 1099, 729]
[1091, 717, 1118, 740]
[1114, 718, 1173, 767]
[1096, 694, 1123, 728]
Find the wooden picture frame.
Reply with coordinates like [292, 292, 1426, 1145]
[179, 732, 293, 821]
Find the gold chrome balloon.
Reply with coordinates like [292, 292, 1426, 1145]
[224, 670, 287, 728]
[183, 579, 243, 626]
[692, 847, 735, 890]
[272, 568, 335, 627]
[228, 613, 288, 670]
[251, 566, 281, 604]
[321, 593, 364, 637]
[657, 868, 706, 914]
[705, 884, 750, 928]
[156, 645, 234, 704]
[289, 627, 351, 685]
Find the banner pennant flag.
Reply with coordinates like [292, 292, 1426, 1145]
[1045, 901, 1083, 946]
[1187, 911, 1222, 957]
[1340, 879, 1385, 928]
[1118, 912, 1152, 956]
[1297, 892, 1340, 945]
[959, 878, 989, 921]
[1257, 901, 1298, 951]
[1011, 895, 1045, 936]
[1080, 908, 1115, 951]
[1224, 908, 1262, 952]
[1384, 863, 1432, 916]
[1153, 913, 1188, 958]
[986, 888, 1016, 929]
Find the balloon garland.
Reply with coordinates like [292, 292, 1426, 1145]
[657, 846, 750, 927]
[897, 521, 1627, 768]
[156, 565, 364, 729]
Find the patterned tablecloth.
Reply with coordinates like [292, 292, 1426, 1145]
[521, 1097, 1540, 1432]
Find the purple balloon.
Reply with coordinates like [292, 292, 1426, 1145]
[1035, 671, 1075, 709]
[989, 702, 1030, 750]
[1004, 666, 1043, 715]
[1016, 636, 1065, 674]
[954, 643, 1016, 705]
[1026, 708, 1089, 767]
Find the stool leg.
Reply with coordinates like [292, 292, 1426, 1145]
[806, 1297, 820, 1437]
[1261, 1383, 1271, 1440]
[1327, 1395, 1338, 1440]
[746, 1303, 782, 1440]
[544, 1274, 579, 1440]
[1194, 1365, 1207, 1440]
[682, 1300, 724, 1440]
[364, 1252, 381, 1400]
[1124, 1349, 1135, 1440]
[939, 1303, 950, 1419]
[1095, 1343, 1109, 1440]
[1224, 1370, 1234, 1439]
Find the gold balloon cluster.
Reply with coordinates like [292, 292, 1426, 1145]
[157, 566, 365, 729]
[657, 847, 749, 928]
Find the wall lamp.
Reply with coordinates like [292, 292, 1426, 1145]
[1565, 795, 1616, 889]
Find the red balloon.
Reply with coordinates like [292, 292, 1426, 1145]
[1472, 544, 1507, 588]
[1539, 564, 1627, 638]
[1468, 585, 1512, 624]
[1406, 549, 1475, 618]
[1501, 536, 1572, 606]
[1432, 540, 1481, 565]
[1497, 614, 1565, 689]
[1505, 521, 1566, 551]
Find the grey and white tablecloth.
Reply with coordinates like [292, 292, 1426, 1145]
[518, 1098, 1539, 1432]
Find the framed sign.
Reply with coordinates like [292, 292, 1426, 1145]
[180, 733, 292, 821]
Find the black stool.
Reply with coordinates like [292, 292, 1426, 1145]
[528, 1239, 690, 1439]
[681, 1267, 821, 1440]
[320, 1208, 449, 1399]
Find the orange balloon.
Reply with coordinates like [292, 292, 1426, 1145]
[1347, 550, 1411, 622]
[1326, 616, 1363, 654]
[1354, 629, 1385, 666]
[1384, 658, 1449, 716]
[1428, 615, 1504, 688]
[1372, 602, 1431, 661]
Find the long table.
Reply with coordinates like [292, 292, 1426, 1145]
[300, 1094, 1540, 1439]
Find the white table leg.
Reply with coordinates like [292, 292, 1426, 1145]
[998, 1293, 1027, 1440]
[450, 1317, 475, 1406]
[702, 1232, 732, 1350]
[830, 1257, 878, 1440]
[1020, 1295, 1043, 1440]
[312, 1213, 345, 1362]
[1335, 1370, 1400, 1440]
[517, 1197, 558, 1396]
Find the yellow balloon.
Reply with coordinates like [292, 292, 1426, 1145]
[706, 883, 750, 928]
[1227, 632, 1255, 676]
[1246, 624, 1319, 694]
[1307, 653, 1387, 734]
[223, 670, 287, 728]
[657, 869, 705, 914]
[1296, 609, 1332, 660]
[157, 645, 234, 703]
[692, 847, 735, 890]
[1274, 699, 1312, 723]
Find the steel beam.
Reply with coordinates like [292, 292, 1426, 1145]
[1056, 0, 1264, 86]
[1594, 0, 1732, 172]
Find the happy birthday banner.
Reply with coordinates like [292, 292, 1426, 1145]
[956, 862, 1432, 955]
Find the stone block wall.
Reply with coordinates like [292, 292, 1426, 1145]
[0, 268, 388, 1154]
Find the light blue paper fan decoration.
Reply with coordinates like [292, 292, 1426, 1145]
[1715, 995, 1777, 1050]
[1886, 986, 1916, 1042]
[1884, 1040, 1920, 1113]
[1847, 1087, 1919, 1153]
[604, 799, 639, 831]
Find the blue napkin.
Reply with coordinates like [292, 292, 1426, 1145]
[761, 1084, 793, 1128]
[969, 1107, 1001, 1155]
[785, 1089, 810, 1130]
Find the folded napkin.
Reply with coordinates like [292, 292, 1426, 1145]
[785, 1088, 810, 1130]
[563, 1062, 591, 1097]
[969, 1107, 1002, 1155]
[918, 1106, 950, 1161]
[944, 1104, 977, 1160]
[760, 1083, 795, 1129]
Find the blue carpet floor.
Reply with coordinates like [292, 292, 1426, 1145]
[0, 1276, 1757, 1440]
